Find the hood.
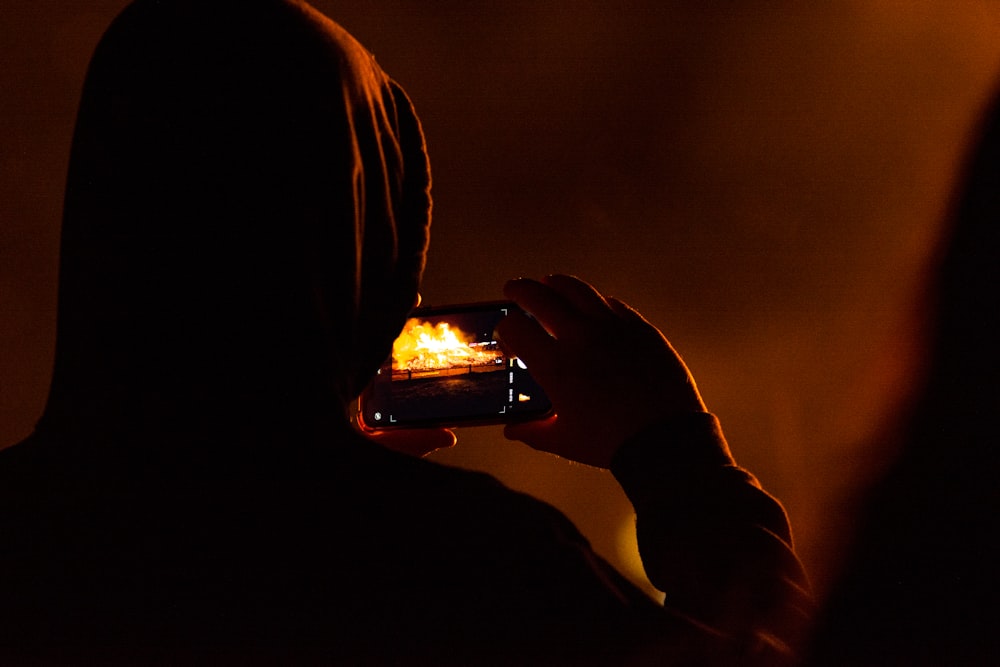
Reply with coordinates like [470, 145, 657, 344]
[40, 0, 431, 435]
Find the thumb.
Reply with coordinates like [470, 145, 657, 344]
[504, 414, 558, 449]
[369, 428, 457, 458]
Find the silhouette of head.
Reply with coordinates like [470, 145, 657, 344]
[43, 0, 432, 430]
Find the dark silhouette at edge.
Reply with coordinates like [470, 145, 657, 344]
[806, 83, 1000, 666]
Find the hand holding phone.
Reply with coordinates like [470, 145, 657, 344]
[498, 275, 707, 469]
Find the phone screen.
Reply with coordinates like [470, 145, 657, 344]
[357, 302, 551, 430]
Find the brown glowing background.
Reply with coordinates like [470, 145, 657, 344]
[3, 1, 1000, 601]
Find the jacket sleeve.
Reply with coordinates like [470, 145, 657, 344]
[610, 412, 814, 659]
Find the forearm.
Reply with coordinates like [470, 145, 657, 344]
[611, 412, 813, 656]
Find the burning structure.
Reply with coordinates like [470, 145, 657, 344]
[391, 320, 504, 381]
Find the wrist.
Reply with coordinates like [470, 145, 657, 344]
[610, 412, 735, 505]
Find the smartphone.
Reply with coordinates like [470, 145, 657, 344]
[357, 301, 552, 430]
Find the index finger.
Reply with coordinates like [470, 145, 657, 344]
[540, 274, 614, 318]
[495, 309, 557, 377]
[504, 277, 607, 340]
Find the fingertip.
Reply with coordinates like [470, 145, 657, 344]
[606, 295, 630, 312]
[369, 427, 456, 457]
[503, 276, 540, 299]
[540, 273, 569, 290]
[607, 296, 648, 322]
[503, 422, 529, 443]
[503, 414, 555, 443]
[494, 311, 512, 339]
[542, 273, 585, 288]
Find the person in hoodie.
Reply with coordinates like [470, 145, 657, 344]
[0, 0, 811, 664]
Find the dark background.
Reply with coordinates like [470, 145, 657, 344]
[4, 0, 1000, 601]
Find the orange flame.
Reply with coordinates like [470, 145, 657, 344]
[392, 320, 503, 371]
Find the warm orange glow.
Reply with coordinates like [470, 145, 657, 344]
[392, 320, 503, 372]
